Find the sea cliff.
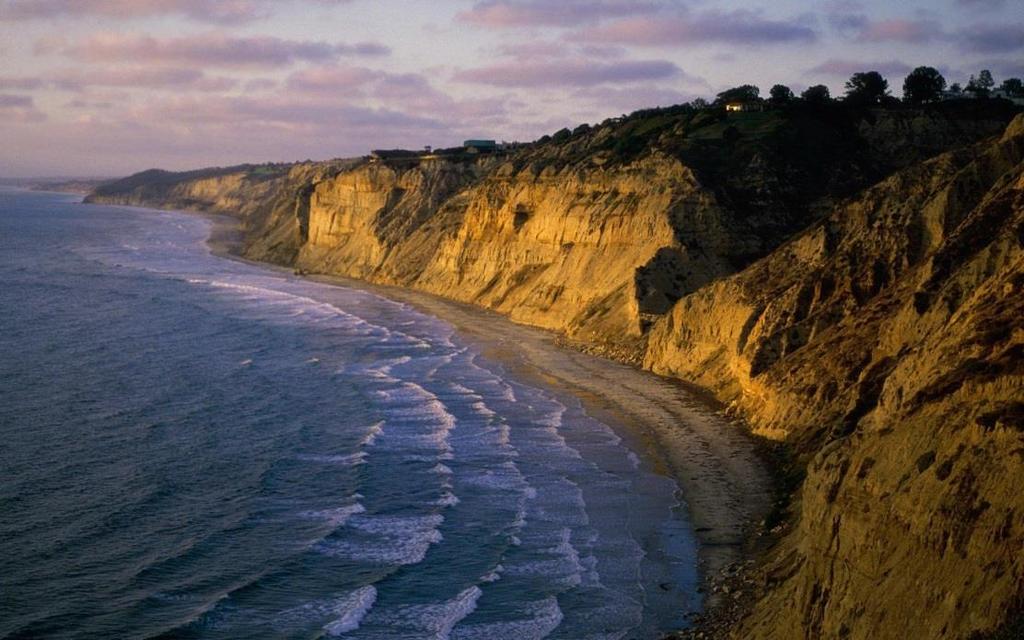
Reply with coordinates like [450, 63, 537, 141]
[86, 102, 1024, 638]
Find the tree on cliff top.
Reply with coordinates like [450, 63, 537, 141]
[801, 84, 832, 105]
[715, 85, 760, 105]
[903, 66, 946, 104]
[967, 69, 995, 97]
[769, 84, 795, 105]
[845, 71, 889, 105]
[999, 77, 1023, 96]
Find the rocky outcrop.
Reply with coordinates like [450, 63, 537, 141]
[86, 103, 1024, 638]
[648, 114, 1024, 638]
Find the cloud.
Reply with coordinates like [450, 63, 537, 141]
[243, 78, 279, 92]
[282, 66, 513, 124]
[0, 0, 352, 25]
[2, 0, 270, 23]
[285, 66, 380, 94]
[453, 59, 683, 88]
[52, 67, 238, 91]
[372, 73, 512, 123]
[59, 32, 389, 68]
[807, 59, 912, 79]
[494, 41, 571, 59]
[855, 18, 943, 44]
[65, 99, 115, 110]
[0, 94, 34, 108]
[571, 84, 696, 114]
[578, 44, 628, 59]
[0, 76, 47, 90]
[457, 0, 662, 29]
[970, 59, 1024, 79]
[957, 23, 1024, 53]
[1, 67, 240, 92]
[821, 1, 867, 32]
[956, 0, 1005, 7]
[571, 10, 818, 46]
[0, 93, 47, 122]
[131, 93, 449, 134]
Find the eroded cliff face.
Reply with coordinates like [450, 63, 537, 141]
[647, 115, 1024, 639]
[282, 154, 735, 343]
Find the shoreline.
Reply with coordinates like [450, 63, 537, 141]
[195, 210, 775, 596]
[319, 276, 776, 584]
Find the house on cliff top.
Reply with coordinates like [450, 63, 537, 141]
[463, 139, 497, 153]
[725, 101, 764, 112]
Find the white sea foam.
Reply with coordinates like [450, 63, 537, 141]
[296, 451, 367, 466]
[316, 513, 445, 566]
[349, 513, 443, 536]
[626, 451, 641, 469]
[435, 491, 460, 507]
[196, 279, 441, 353]
[299, 503, 366, 528]
[503, 527, 586, 588]
[469, 401, 496, 417]
[370, 585, 482, 639]
[357, 422, 382, 447]
[371, 381, 459, 461]
[404, 452, 454, 463]
[377, 356, 412, 373]
[323, 585, 378, 636]
[449, 596, 563, 640]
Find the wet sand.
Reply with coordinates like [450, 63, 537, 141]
[202, 212, 773, 590]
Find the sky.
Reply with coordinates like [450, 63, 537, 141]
[1, 0, 1022, 177]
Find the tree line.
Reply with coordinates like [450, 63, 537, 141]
[705, 68, 1023, 109]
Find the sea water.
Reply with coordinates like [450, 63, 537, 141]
[0, 189, 700, 639]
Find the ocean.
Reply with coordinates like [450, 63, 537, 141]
[0, 189, 700, 639]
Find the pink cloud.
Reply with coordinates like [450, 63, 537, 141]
[281, 66, 513, 124]
[372, 73, 512, 122]
[572, 10, 818, 46]
[956, 0, 1005, 7]
[1, 0, 354, 25]
[0, 76, 46, 90]
[807, 59, 912, 78]
[0, 93, 46, 122]
[243, 78, 279, 92]
[856, 18, 943, 44]
[61, 32, 389, 68]
[51, 67, 237, 92]
[285, 66, 380, 94]
[458, 0, 662, 29]
[2, 0, 270, 23]
[571, 84, 697, 114]
[0, 94, 34, 108]
[65, 99, 115, 110]
[453, 59, 682, 87]
[494, 41, 571, 60]
[957, 23, 1024, 53]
